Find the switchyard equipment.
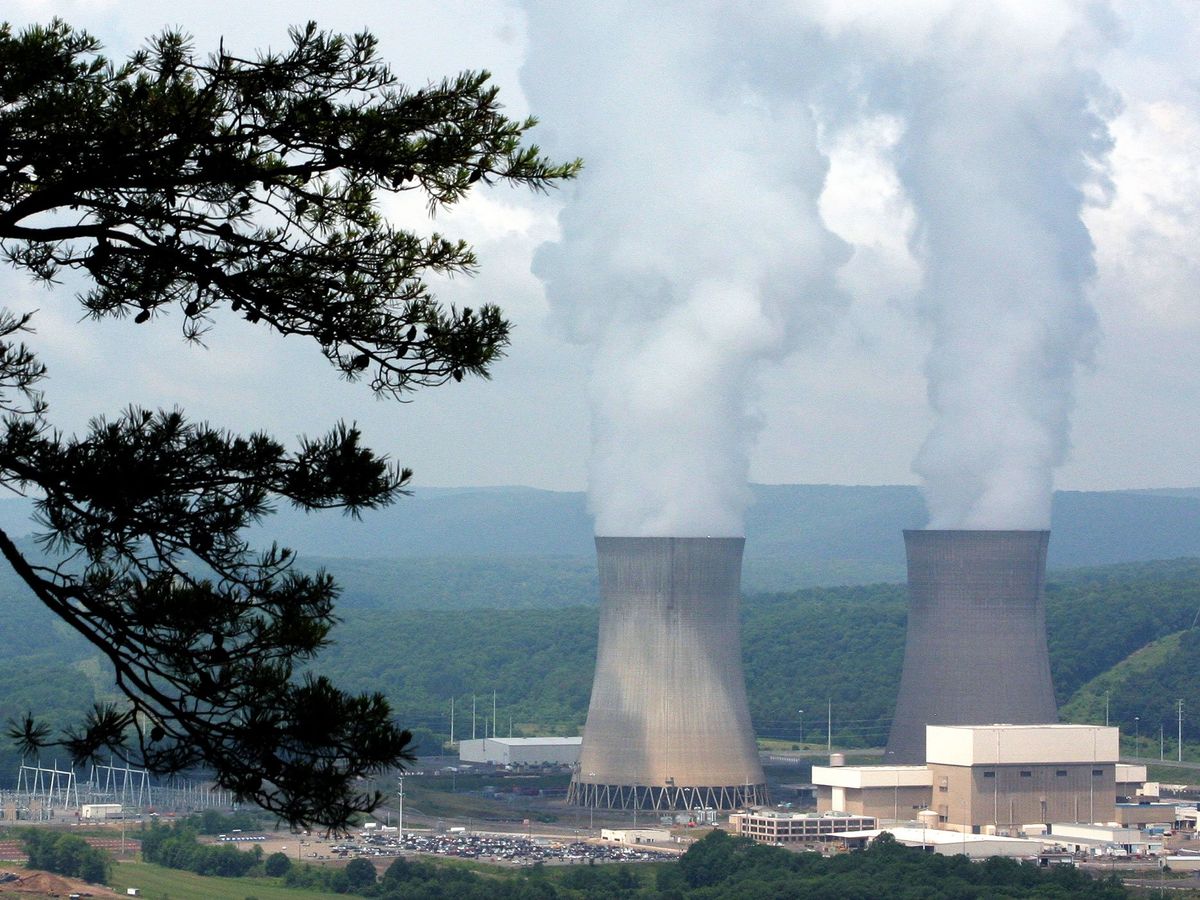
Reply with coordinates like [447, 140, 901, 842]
[4, 758, 233, 819]
[568, 536, 766, 811]
[885, 530, 1058, 763]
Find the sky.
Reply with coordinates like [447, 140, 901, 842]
[3, 1, 1198, 524]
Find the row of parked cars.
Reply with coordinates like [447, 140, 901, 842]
[340, 831, 673, 863]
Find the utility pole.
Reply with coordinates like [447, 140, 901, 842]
[1105, 691, 1109, 727]
[450, 697, 455, 747]
[827, 698, 832, 755]
[472, 694, 476, 740]
[1160, 724, 1165, 761]
[1180, 699, 1185, 762]
[493, 690, 497, 738]
[398, 776, 404, 840]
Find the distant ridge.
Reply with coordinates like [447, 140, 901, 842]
[0, 484, 1196, 591]
[251, 483, 1200, 572]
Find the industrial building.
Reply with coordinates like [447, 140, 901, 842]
[600, 828, 672, 845]
[886, 530, 1059, 763]
[568, 537, 767, 811]
[835, 827, 1046, 859]
[457, 737, 582, 767]
[814, 724, 1120, 833]
[811, 764, 933, 820]
[924, 724, 1117, 832]
[1046, 822, 1164, 856]
[80, 803, 122, 820]
[1116, 763, 1148, 798]
[729, 810, 877, 844]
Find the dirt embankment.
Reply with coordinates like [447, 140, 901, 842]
[0, 867, 123, 898]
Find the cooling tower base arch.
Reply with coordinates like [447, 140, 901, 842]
[566, 780, 768, 812]
[570, 537, 767, 813]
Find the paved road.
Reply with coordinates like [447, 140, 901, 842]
[1123, 757, 1200, 773]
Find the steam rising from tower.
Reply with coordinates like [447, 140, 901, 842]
[886, 530, 1058, 764]
[567, 537, 766, 810]
[520, 1, 847, 536]
[893, 4, 1116, 530]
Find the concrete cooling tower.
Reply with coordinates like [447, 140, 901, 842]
[885, 530, 1058, 764]
[567, 537, 767, 811]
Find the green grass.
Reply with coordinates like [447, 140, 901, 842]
[111, 860, 347, 900]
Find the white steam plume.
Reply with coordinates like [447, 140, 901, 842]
[807, 2, 1119, 529]
[905, 4, 1116, 529]
[519, 3, 848, 537]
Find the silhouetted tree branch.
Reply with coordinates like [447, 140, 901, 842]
[0, 18, 579, 829]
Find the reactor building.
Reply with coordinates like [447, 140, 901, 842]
[567, 536, 767, 811]
[885, 530, 1058, 764]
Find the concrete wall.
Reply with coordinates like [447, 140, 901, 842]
[569, 537, 765, 809]
[886, 530, 1058, 763]
[816, 783, 933, 821]
[931, 762, 1116, 830]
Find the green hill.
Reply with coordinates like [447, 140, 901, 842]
[313, 557, 1200, 752]
[1, 553, 1199, 775]
[1059, 626, 1200, 757]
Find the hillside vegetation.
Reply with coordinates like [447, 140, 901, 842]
[317, 557, 1200, 751]
[0, 548, 1198, 772]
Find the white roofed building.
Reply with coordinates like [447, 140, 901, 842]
[811, 765, 933, 821]
[458, 736, 582, 766]
[812, 724, 1121, 834]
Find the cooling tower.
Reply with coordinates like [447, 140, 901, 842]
[885, 530, 1058, 763]
[567, 537, 767, 811]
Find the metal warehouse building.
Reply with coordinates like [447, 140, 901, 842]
[458, 736, 582, 766]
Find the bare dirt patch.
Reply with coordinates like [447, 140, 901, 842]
[0, 867, 123, 898]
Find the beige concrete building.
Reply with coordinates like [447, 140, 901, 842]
[925, 724, 1118, 833]
[813, 724, 1124, 833]
[729, 810, 877, 844]
[811, 765, 933, 820]
[1116, 763, 1148, 798]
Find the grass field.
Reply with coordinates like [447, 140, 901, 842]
[111, 860, 347, 900]
[110, 856, 668, 899]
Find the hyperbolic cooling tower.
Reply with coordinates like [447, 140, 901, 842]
[567, 537, 767, 811]
[885, 529, 1058, 763]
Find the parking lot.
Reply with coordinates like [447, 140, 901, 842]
[321, 830, 675, 865]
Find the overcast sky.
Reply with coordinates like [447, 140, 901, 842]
[4, 0, 1198, 505]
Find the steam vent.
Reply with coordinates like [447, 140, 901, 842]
[885, 529, 1058, 764]
[567, 537, 767, 811]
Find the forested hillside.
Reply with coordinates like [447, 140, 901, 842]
[0, 555, 1198, 775]
[314, 558, 1200, 752]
